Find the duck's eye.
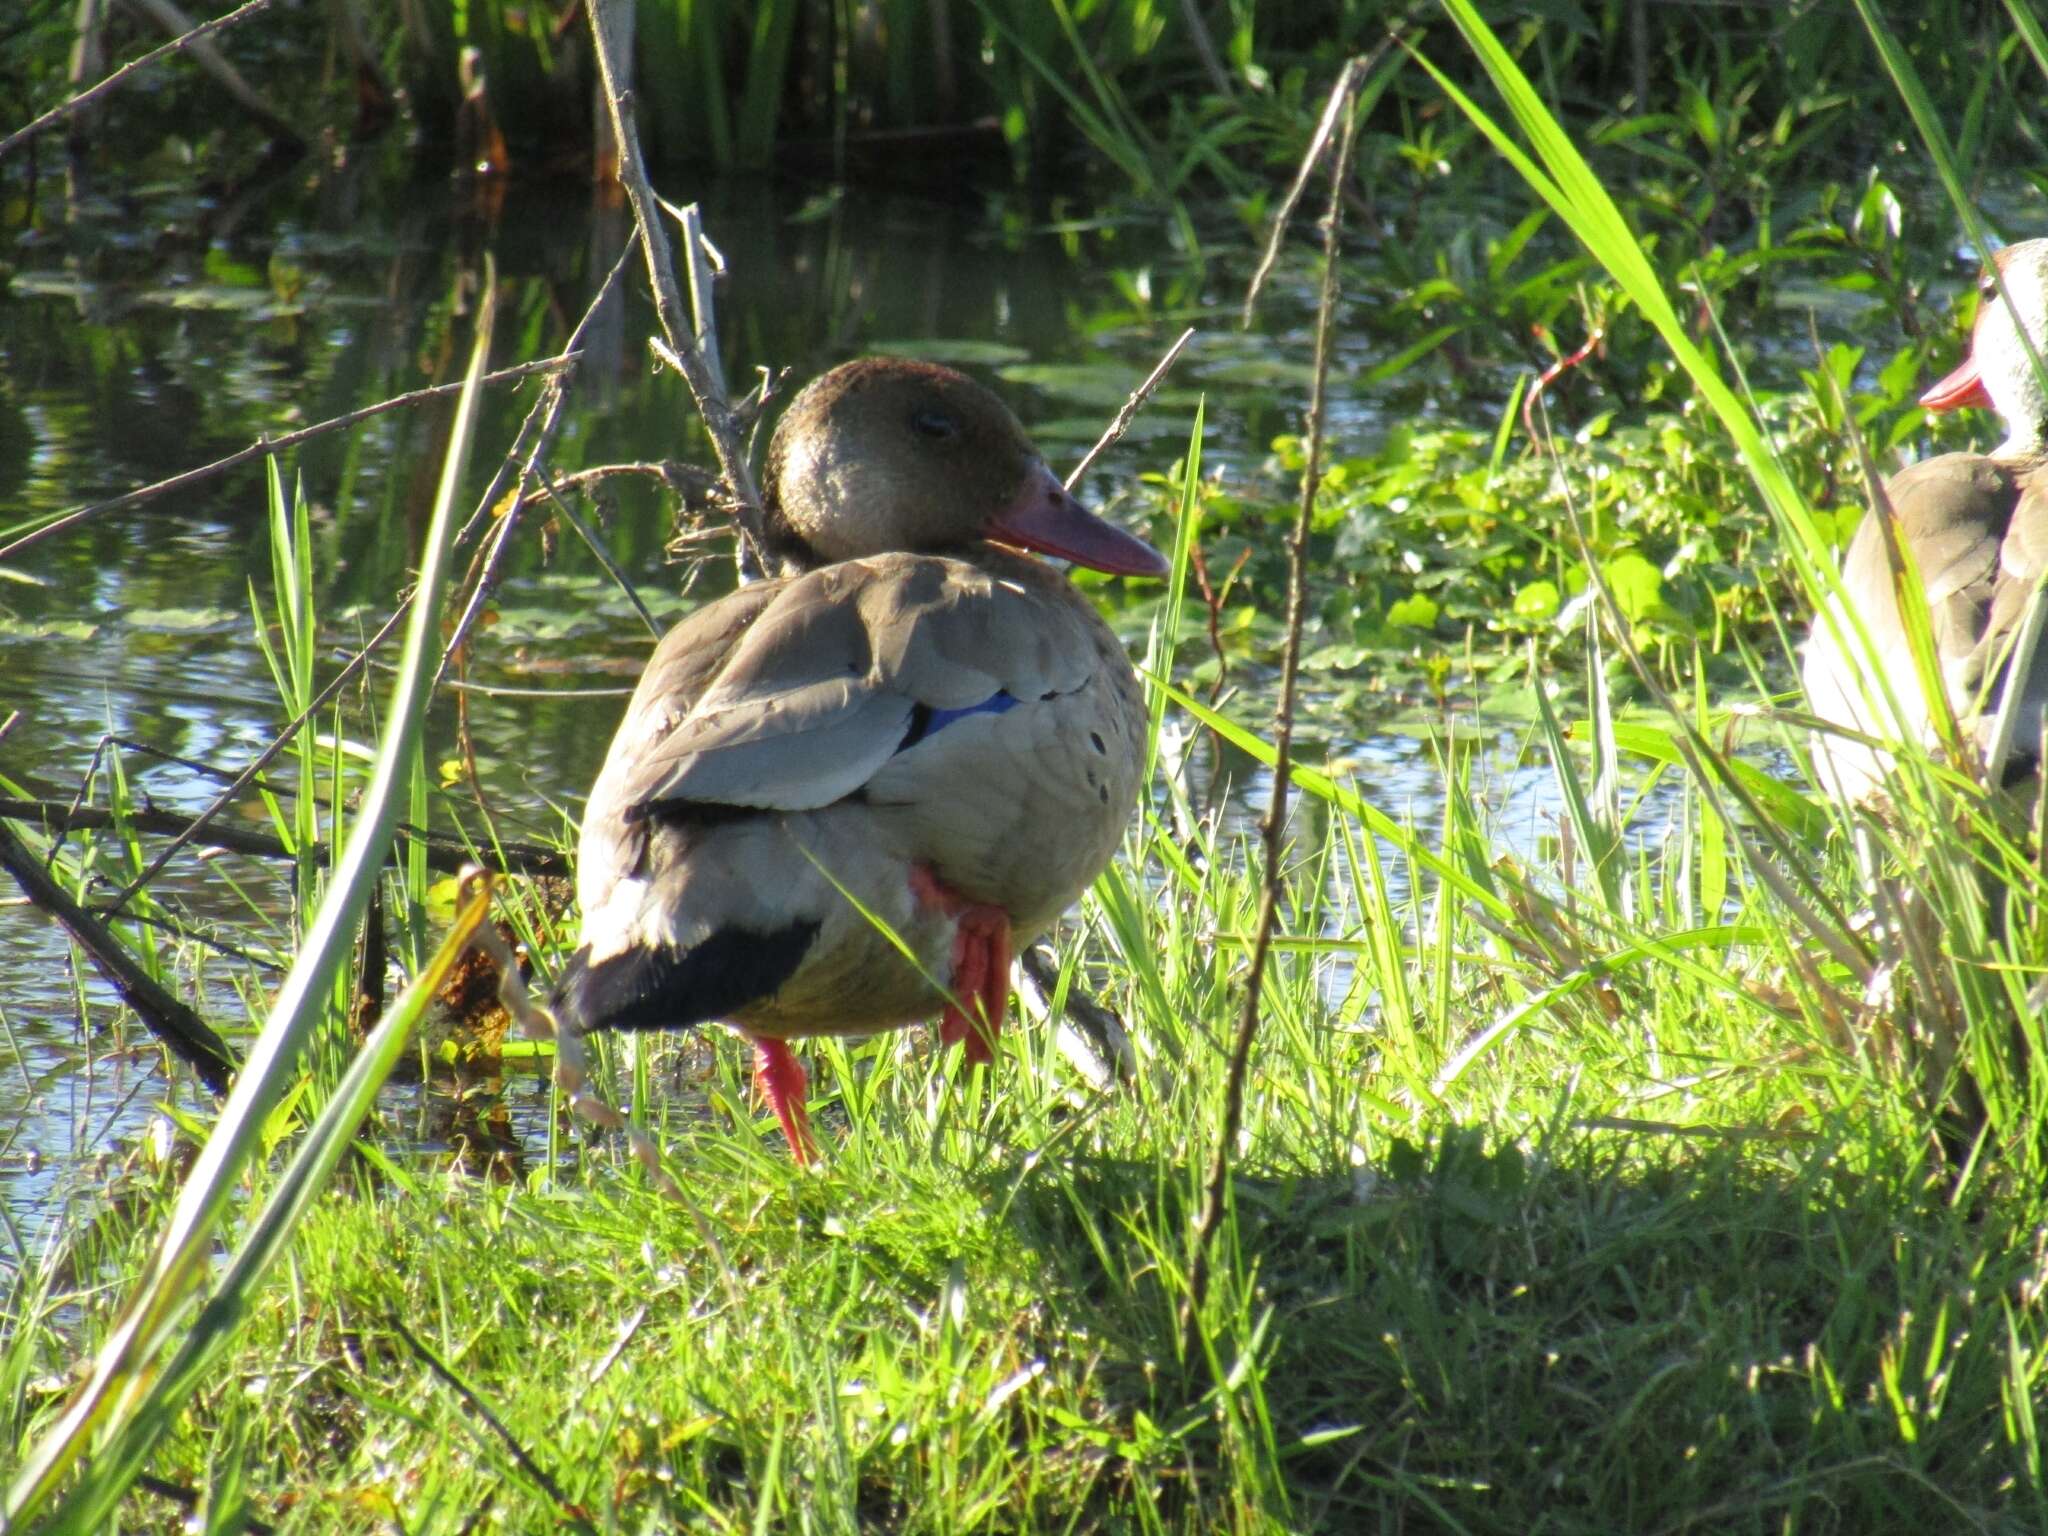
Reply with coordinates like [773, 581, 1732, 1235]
[911, 409, 959, 439]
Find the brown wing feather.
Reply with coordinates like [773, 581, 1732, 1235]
[1847, 455, 2012, 708]
[612, 552, 1094, 815]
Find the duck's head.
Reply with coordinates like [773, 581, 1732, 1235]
[1921, 237, 2048, 456]
[762, 358, 1169, 577]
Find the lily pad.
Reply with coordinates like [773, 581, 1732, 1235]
[1512, 580, 1560, 623]
[125, 606, 239, 633]
[871, 339, 1031, 367]
[0, 617, 99, 641]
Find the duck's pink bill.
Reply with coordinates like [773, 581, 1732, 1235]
[988, 462, 1171, 578]
[1920, 355, 1993, 412]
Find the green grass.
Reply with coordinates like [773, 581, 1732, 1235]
[8, 758, 2046, 1530]
[12, 5, 2048, 1530]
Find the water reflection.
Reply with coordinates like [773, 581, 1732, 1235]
[0, 158, 1612, 1241]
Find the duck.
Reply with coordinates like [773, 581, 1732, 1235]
[549, 357, 1169, 1162]
[1803, 237, 2048, 806]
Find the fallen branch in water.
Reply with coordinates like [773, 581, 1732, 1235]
[0, 819, 236, 1094]
[0, 796, 567, 880]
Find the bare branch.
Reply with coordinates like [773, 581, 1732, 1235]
[0, 354, 576, 564]
[1184, 63, 1363, 1367]
[1242, 21, 1411, 327]
[0, 0, 279, 162]
[122, 0, 301, 144]
[1064, 327, 1198, 491]
[0, 819, 236, 1093]
[585, 0, 771, 576]
[0, 796, 566, 878]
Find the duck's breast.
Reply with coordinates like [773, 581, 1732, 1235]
[862, 554, 1148, 930]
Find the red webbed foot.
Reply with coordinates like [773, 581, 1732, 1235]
[751, 1035, 817, 1165]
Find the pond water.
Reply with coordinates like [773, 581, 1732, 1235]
[0, 155, 1716, 1250]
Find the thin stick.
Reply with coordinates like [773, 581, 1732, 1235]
[503, 459, 719, 510]
[100, 604, 410, 914]
[1064, 327, 1198, 491]
[387, 1313, 597, 1536]
[123, 0, 300, 144]
[585, 0, 770, 575]
[0, 354, 574, 564]
[1241, 19, 1414, 327]
[0, 0, 275, 162]
[1242, 55, 1365, 327]
[0, 819, 236, 1093]
[440, 241, 635, 666]
[1182, 68, 1362, 1367]
[674, 201, 725, 393]
[0, 797, 566, 878]
[535, 460, 661, 636]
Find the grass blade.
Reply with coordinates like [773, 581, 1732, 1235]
[4, 279, 500, 1531]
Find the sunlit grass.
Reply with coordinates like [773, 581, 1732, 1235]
[8, 684, 2047, 1529]
[10, 4, 2048, 1530]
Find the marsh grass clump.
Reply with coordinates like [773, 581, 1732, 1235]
[10, 4, 2048, 1532]
[11, 745, 2048, 1530]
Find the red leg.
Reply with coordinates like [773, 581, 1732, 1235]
[941, 907, 1011, 1069]
[751, 1035, 815, 1165]
[910, 864, 1013, 1070]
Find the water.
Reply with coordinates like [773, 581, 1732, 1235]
[0, 161, 1703, 1246]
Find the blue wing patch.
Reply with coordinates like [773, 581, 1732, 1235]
[898, 691, 1020, 753]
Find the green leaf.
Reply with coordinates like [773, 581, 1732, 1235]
[1385, 592, 1441, 630]
[1601, 551, 1665, 624]
[1512, 579, 1561, 622]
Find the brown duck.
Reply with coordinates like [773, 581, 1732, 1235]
[551, 358, 1168, 1161]
[1804, 237, 2048, 803]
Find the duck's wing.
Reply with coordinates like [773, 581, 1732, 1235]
[1964, 463, 2048, 740]
[1834, 456, 2009, 703]
[614, 553, 1095, 818]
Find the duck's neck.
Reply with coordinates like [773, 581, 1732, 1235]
[1992, 355, 2048, 457]
[1999, 416, 2048, 458]
[760, 497, 828, 576]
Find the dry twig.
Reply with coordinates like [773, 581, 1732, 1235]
[0, 354, 576, 565]
[0, 0, 278, 161]
[585, 0, 770, 574]
[438, 241, 640, 676]
[1065, 327, 1198, 491]
[1182, 62, 1364, 1367]
[0, 796, 566, 879]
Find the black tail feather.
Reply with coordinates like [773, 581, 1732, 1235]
[551, 919, 819, 1035]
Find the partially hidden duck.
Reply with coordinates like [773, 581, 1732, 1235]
[1804, 237, 2048, 805]
[550, 358, 1169, 1161]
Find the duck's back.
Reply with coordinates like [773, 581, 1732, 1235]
[1805, 451, 2048, 800]
[569, 548, 1147, 1034]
